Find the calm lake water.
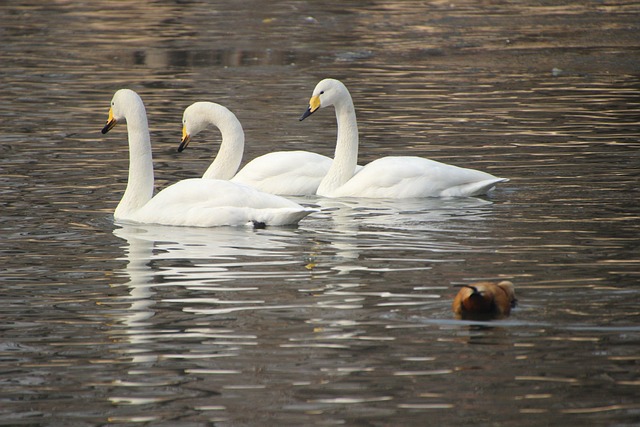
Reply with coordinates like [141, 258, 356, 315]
[1, 1, 639, 426]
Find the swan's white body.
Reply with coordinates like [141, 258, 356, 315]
[180, 102, 335, 196]
[299, 78, 509, 198]
[101, 89, 314, 227]
[232, 151, 334, 196]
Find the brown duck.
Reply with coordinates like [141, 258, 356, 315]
[452, 281, 517, 320]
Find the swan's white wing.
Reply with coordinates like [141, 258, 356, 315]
[231, 151, 334, 196]
[329, 156, 508, 198]
[121, 179, 315, 227]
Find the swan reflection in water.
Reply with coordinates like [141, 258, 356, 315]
[104, 224, 307, 411]
[301, 196, 499, 271]
[110, 224, 304, 354]
[306, 196, 496, 230]
[106, 196, 504, 409]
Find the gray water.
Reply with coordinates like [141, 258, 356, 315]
[1, 1, 640, 426]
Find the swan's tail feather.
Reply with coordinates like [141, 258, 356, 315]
[254, 208, 318, 226]
[441, 178, 509, 197]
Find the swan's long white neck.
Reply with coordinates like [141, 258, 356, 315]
[200, 104, 244, 180]
[115, 103, 154, 219]
[317, 93, 359, 196]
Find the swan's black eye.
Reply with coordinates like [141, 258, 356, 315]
[320, 91, 325, 95]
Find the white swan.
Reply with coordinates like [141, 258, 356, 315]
[179, 101, 334, 196]
[299, 78, 509, 198]
[100, 89, 315, 227]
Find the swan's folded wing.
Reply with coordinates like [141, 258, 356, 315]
[330, 156, 507, 198]
[232, 151, 333, 196]
[129, 178, 315, 227]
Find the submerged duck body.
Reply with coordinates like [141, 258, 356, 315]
[452, 280, 517, 320]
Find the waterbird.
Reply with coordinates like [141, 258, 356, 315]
[452, 280, 517, 320]
[179, 101, 340, 196]
[299, 78, 509, 198]
[101, 89, 315, 227]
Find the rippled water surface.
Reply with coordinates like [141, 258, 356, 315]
[1, 1, 640, 426]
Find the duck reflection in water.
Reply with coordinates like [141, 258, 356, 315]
[452, 281, 517, 320]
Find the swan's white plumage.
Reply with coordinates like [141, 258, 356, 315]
[326, 156, 504, 198]
[232, 151, 334, 196]
[102, 89, 314, 227]
[299, 78, 509, 198]
[181, 102, 336, 196]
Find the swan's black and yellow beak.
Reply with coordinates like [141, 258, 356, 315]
[299, 95, 321, 121]
[178, 125, 190, 152]
[101, 108, 117, 134]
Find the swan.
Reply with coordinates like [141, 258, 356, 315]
[100, 89, 315, 227]
[299, 78, 509, 198]
[179, 101, 335, 196]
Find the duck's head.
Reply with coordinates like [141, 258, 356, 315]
[497, 280, 517, 307]
[299, 78, 350, 121]
[101, 89, 143, 134]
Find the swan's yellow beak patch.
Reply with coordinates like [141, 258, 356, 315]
[309, 95, 321, 113]
[299, 95, 321, 121]
[178, 125, 191, 152]
[101, 108, 117, 134]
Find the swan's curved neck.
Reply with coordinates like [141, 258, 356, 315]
[115, 107, 154, 219]
[201, 105, 244, 180]
[317, 95, 359, 196]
